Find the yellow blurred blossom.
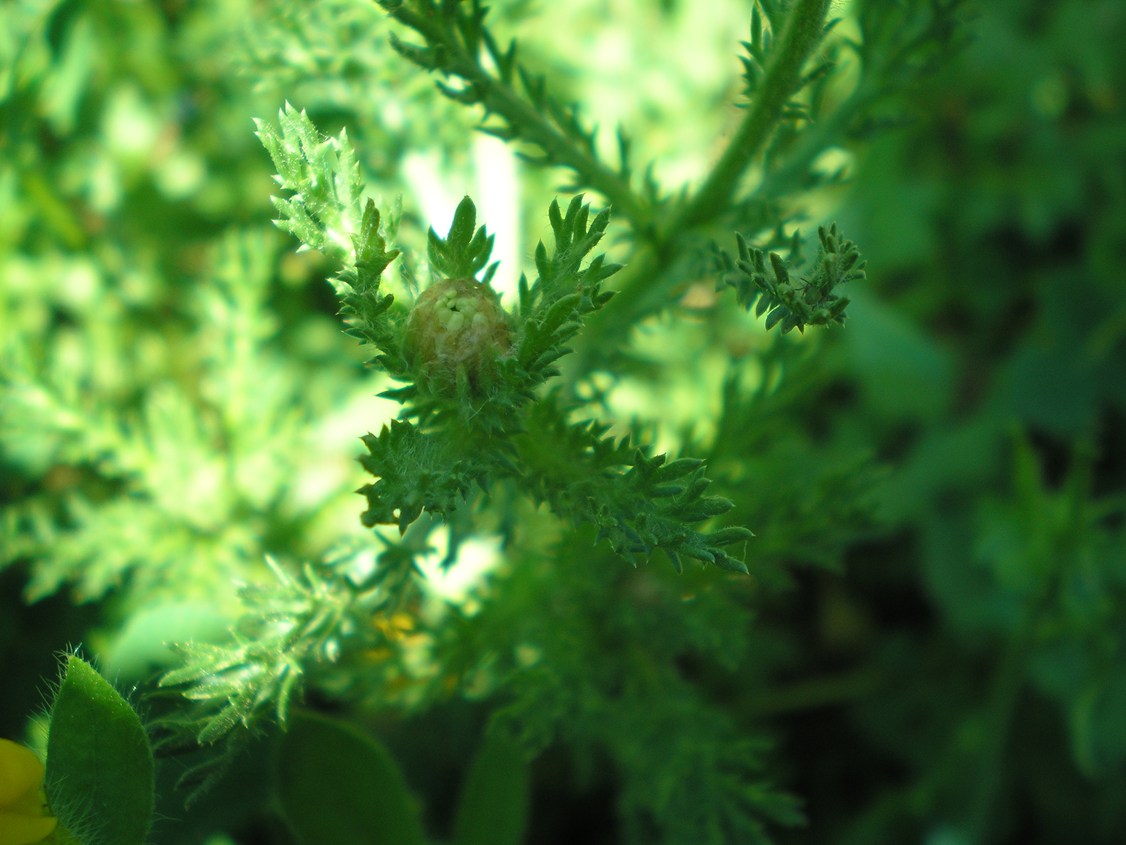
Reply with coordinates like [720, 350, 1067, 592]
[0, 739, 57, 845]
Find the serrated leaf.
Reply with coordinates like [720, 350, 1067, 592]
[428, 196, 496, 279]
[657, 458, 706, 481]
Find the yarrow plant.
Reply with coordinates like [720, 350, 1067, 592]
[0, 0, 986, 842]
[255, 105, 760, 576]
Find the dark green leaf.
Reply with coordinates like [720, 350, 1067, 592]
[46, 655, 155, 845]
[277, 711, 427, 845]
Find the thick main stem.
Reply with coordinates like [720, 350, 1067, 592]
[674, 0, 833, 231]
[573, 0, 833, 376]
[382, 2, 647, 232]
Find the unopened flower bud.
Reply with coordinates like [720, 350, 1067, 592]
[403, 277, 512, 393]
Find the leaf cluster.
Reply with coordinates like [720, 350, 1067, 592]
[718, 223, 865, 333]
[518, 401, 754, 574]
[255, 104, 367, 263]
[153, 552, 422, 798]
[0, 227, 348, 605]
[256, 104, 759, 578]
[371, 194, 620, 424]
[354, 210, 745, 575]
[158, 557, 362, 746]
[436, 530, 795, 844]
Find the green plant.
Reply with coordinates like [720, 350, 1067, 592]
[27, 1, 1126, 844]
[147, 0, 916, 835]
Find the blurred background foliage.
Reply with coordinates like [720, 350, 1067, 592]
[2, 0, 1125, 843]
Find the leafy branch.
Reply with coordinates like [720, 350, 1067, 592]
[256, 104, 402, 358]
[252, 97, 758, 574]
[573, 0, 844, 372]
[375, 0, 652, 231]
[254, 106, 749, 572]
[674, 0, 833, 230]
[254, 103, 367, 263]
[748, 0, 973, 210]
[154, 549, 431, 797]
[717, 223, 865, 333]
[342, 193, 748, 573]
[518, 400, 755, 573]
[158, 557, 366, 746]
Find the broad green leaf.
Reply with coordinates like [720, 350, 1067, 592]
[277, 711, 427, 845]
[45, 655, 154, 845]
[452, 731, 529, 845]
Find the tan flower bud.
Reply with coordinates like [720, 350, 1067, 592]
[403, 277, 512, 393]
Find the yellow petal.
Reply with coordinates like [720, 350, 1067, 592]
[4, 792, 43, 819]
[0, 741, 44, 808]
[0, 811, 57, 845]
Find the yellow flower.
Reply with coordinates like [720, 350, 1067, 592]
[0, 739, 57, 845]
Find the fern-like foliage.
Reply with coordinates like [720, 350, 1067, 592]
[510, 196, 620, 391]
[158, 557, 363, 746]
[518, 400, 754, 574]
[375, 0, 653, 227]
[358, 419, 492, 532]
[340, 198, 403, 359]
[0, 227, 352, 605]
[256, 104, 403, 360]
[257, 106, 751, 576]
[254, 103, 367, 263]
[3, 1, 998, 842]
[154, 549, 427, 798]
[427, 194, 497, 281]
[717, 223, 866, 333]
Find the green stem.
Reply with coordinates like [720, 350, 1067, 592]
[383, 2, 647, 231]
[472, 73, 647, 231]
[673, 0, 833, 231]
[753, 83, 876, 199]
[571, 0, 833, 375]
[957, 606, 1041, 844]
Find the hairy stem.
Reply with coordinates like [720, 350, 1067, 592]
[674, 0, 833, 230]
[572, 0, 833, 376]
[382, 1, 648, 231]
